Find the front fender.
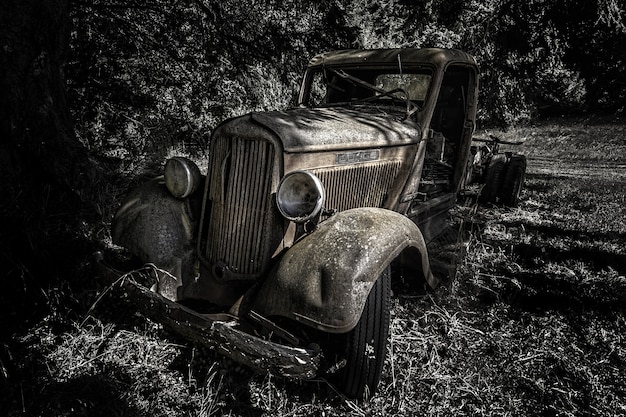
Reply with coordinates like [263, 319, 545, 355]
[112, 177, 201, 300]
[249, 207, 437, 333]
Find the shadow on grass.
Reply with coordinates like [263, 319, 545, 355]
[2, 370, 142, 417]
[512, 243, 626, 275]
[465, 268, 626, 318]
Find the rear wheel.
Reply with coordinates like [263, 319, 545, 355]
[331, 266, 391, 399]
[500, 154, 527, 207]
[479, 154, 508, 204]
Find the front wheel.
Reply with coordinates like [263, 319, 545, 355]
[330, 266, 391, 399]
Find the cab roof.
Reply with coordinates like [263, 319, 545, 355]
[307, 48, 477, 69]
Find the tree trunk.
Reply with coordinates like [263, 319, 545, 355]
[0, 0, 86, 181]
[0, 0, 92, 331]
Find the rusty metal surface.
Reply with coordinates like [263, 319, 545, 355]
[251, 106, 421, 153]
[249, 207, 436, 334]
[111, 178, 200, 300]
[311, 160, 403, 211]
[283, 145, 416, 212]
[306, 48, 477, 69]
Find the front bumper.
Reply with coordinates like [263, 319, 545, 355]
[108, 270, 322, 379]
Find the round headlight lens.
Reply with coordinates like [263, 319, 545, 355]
[164, 157, 201, 198]
[276, 170, 325, 223]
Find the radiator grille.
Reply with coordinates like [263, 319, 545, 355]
[205, 136, 275, 275]
[312, 161, 402, 211]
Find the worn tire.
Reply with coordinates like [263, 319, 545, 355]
[331, 266, 391, 400]
[479, 154, 508, 204]
[500, 154, 527, 207]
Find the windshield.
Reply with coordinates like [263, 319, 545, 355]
[303, 67, 432, 109]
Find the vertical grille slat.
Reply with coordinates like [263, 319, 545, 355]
[232, 143, 249, 267]
[250, 142, 272, 270]
[205, 136, 275, 276]
[312, 161, 402, 212]
[243, 141, 264, 268]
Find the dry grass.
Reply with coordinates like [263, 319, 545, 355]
[3, 117, 626, 416]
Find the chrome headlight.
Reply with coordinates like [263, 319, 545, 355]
[164, 157, 201, 198]
[276, 170, 325, 223]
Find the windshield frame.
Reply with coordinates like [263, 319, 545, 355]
[297, 64, 435, 115]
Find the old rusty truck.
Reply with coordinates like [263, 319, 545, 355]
[110, 48, 516, 399]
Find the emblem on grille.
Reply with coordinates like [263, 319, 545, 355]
[335, 150, 380, 165]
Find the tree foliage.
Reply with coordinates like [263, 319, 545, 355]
[66, 0, 624, 157]
[66, 0, 625, 149]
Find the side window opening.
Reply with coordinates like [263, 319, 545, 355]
[432, 67, 471, 145]
[420, 66, 472, 198]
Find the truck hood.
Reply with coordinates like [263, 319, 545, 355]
[250, 106, 423, 153]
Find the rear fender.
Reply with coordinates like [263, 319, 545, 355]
[248, 208, 437, 333]
[112, 177, 201, 300]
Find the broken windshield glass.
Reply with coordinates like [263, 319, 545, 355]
[305, 66, 431, 117]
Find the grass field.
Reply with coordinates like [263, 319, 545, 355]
[3, 117, 625, 416]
